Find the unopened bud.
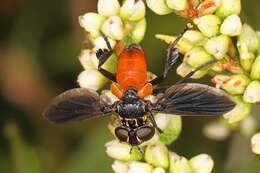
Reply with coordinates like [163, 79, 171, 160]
[97, 0, 120, 17]
[212, 74, 251, 95]
[145, 142, 169, 169]
[112, 161, 128, 173]
[189, 154, 214, 173]
[215, 0, 241, 19]
[243, 81, 260, 103]
[193, 15, 221, 37]
[220, 14, 242, 36]
[250, 55, 260, 80]
[204, 35, 229, 60]
[238, 24, 260, 54]
[153, 167, 166, 173]
[169, 152, 192, 173]
[154, 113, 182, 145]
[223, 96, 252, 124]
[130, 18, 147, 43]
[77, 69, 108, 90]
[78, 49, 98, 70]
[155, 34, 193, 54]
[183, 30, 205, 44]
[140, 133, 160, 147]
[120, 0, 146, 21]
[166, 0, 188, 11]
[105, 140, 142, 161]
[102, 16, 125, 40]
[184, 47, 214, 68]
[146, 0, 173, 15]
[94, 36, 116, 50]
[240, 116, 258, 137]
[203, 121, 230, 141]
[239, 50, 255, 72]
[128, 161, 154, 173]
[198, 0, 221, 16]
[79, 13, 105, 38]
[251, 132, 260, 155]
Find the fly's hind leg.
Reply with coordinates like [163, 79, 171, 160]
[96, 32, 117, 82]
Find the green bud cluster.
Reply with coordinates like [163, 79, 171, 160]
[77, 0, 147, 90]
[106, 111, 214, 173]
[152, 0, 260, 126]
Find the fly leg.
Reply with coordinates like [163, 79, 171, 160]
[96, 32, 117, 82]
[148, 112, 162, 133]
[150, 23, 192, 86]
[175, 59, 217, 85]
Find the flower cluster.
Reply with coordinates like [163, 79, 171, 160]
[78, 0, 146, 90]
[148, 0, 260, 155]
[78, 0, 260, 172]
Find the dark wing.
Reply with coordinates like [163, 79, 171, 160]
[43, 88, 114, 123]
[152, 83, 235, 116]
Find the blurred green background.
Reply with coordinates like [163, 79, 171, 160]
[1, 0, 260, 172]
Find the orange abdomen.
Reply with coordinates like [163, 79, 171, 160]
[116, 49, 147, 91]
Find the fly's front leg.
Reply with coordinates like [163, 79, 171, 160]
[96, 32, 117, 82]
[148, 112, 162, 133]
[150, 23, 193, 85]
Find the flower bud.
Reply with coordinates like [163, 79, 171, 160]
[169, 152, 192, 173]
[251, 132, 260, 155]
[211, 56, 244, 74]
[240, 116, 258, 137]
[203, 121, 230, 141]
[243, 81, 260, 103]
[128, 161, 154, 173]
[155, 34, 193, 54]
[223, 96, 252, 124]
[140, 133, 160, 147]
[166, 0, 188, 11]
[97, 0, 120, 17]
[197, 0, 221, 16]
[184, 47, 214, 68]
[93, 36, 116, 50]
[112, 161, 128, 173]
[238, 24, 260, 54]
[193, 15, 221, 37]
[130, 18, 147, 43]
[102, 16, 125, 40]
[237, 41, 255, 71]
[220, 14, 242, 36]
[153, 167, 166, 173]
[79, 13, 105, 38]
[154, 113, 182, 145]
[78, 49, 98, 70]
[177, 62, 209, 79]
[189, 154, 214, 173]
[120, 0, 146, 21]
[105, 140, 142, 161]
[77, 69, 108, 90]
[183, 30, 205, 44]
[145, 142, 169, 169]
[215, 0, 241, 19]
[250, 55, 260, 80]
[204, 35, 229, 60]
[212, 74, 251, 95]
[146, 0, 173, 15]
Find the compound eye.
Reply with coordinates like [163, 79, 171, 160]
[115, 127, 129, 142]
[136, 126, 155, 142]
